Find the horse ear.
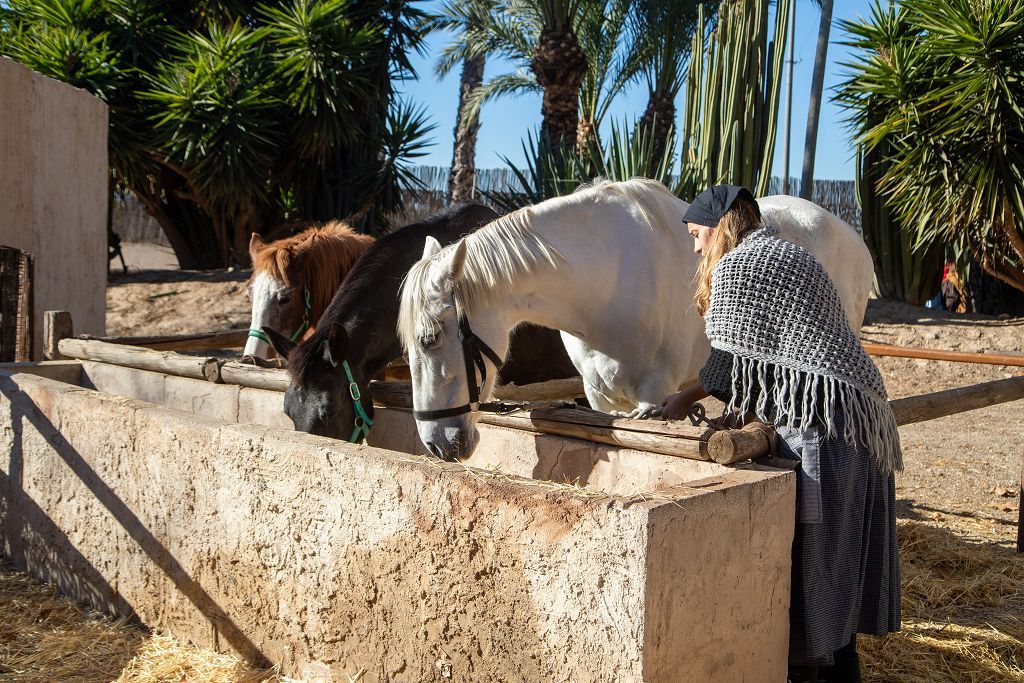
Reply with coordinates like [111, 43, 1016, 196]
[322, 323, 348, 368]
[422, 235, 442, 260]
[261, 326, 297, 359]
[443, 239, 468, 281]
[249, 233, 266, 262]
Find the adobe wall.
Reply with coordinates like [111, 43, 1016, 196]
[0, 58, 108, 357]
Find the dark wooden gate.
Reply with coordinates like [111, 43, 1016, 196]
[0, 246, 34, 362]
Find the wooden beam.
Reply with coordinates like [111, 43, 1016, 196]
[492, 376, 585, 401]
[58, 338, 221, 382]
[889, 375, 1024, 426]
[81, 329, 249, 352]
[865, 342, 1024, 368]
[707, 423, 774, 465]
[218, 362, 290, 392]
[44, 310, 73, 360]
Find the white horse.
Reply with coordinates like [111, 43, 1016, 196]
[398, 179, 873, 460]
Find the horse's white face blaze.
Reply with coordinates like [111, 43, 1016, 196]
[243, 272, 294, 359]
[407, 239, 505, 461]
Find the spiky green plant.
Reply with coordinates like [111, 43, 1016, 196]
[837, 0, 1024, 294]
[2, 0, 433, 268]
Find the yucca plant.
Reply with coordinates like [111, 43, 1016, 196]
[2, 0, 432, 268]
[837, 0, 1024, 294]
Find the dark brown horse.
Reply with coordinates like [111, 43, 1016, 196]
[263, 203, 578, 443]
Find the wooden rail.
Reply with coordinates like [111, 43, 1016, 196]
[865, 341, 1024, 368]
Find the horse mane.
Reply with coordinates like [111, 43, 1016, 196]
[398, 177, 679, 352]
[288, 203, 498, 385]
[251, 220, 375, 318]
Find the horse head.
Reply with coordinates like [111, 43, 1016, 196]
[265, 323, 375, 442]
[244, 232, 314, 361]
[399, 236, 512, 461]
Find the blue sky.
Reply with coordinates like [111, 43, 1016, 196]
[400, 0, 877, 182]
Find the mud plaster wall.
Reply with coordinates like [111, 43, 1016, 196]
[0, 372, 794, 682]
[0, 59, 108, 358]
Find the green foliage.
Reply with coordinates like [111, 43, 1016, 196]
[1, 0, 433, 268]
[837, 0, 1024, 293]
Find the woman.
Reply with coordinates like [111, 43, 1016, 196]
[660, 185, 902, 683]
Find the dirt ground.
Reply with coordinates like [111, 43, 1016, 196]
[7, 271, 1000, 681]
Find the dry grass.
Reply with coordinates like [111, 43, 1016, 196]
[860, 519, 1024, 683]
[2, 519, 1022, 682]
[0, 559, 289, 683]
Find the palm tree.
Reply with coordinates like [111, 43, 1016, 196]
[837, 0, 1024, 293]
[799, 0, 831, 200]
[457, 0, 595, 170]
[575, 0, 633, 151]
[431, 0, 496, 203]
[627, 0, 704, 171]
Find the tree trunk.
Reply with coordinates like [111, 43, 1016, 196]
[799, 0, 833, 200]
[639, 89, 676, 175]
[449, 54, 485, 205]
[531, 27, 588, 165]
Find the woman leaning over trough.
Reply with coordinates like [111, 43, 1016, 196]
[656, 185, 902, 683]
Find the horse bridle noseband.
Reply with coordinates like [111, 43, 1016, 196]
[248, 288, 312, 345]
[412, 315, 505, 421]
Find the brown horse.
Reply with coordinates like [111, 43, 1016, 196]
[244, 221, 374, 360]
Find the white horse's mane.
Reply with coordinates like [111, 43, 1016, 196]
[398, 177, 677, 350]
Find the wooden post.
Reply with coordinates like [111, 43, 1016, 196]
[0, 246, 33, 362]
[44, 311, 74, 360]
[57, 338, 221, 382]
[1017, 454, 1023, 554]
[889, 375, 1024, 426]
[218, 362, 290, 391]
[82, 328, 249, 351]
[707, 422, 774, 465]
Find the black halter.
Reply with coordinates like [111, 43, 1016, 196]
[412, 315, 505, 421]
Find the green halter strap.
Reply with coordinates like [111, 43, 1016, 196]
[342, 359, 374, 443]
[248, 288, 312, 345]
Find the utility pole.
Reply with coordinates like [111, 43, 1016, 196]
[800, 0, 834, 200]
[781, 0, 796, 195]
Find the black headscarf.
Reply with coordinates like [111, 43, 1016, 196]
[682, 184, 758, 228]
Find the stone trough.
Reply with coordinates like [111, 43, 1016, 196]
[0, 359, 794, 682]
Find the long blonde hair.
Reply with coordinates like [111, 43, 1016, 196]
[693, 197, 763, 317]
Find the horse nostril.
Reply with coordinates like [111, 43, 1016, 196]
[425, 441, 440, 458]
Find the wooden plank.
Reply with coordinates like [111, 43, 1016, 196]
[16, 251, 32, 362]
[58, 338, 220, 382]
[492, 376, 585, 401]
[865, 342, 1024, 368]
[478, 411, 713, 460]
[219, 362, 291, 391]
[82, 329, 249, 351]
[44, 310, 74, 360]
[889, 375, 1024, 426]
[0, 247, 21, 362]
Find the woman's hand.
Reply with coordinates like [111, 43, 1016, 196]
[652, 381, 711, 421]
[659, 391, 696, 421]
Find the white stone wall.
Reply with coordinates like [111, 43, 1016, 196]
[0, 58, 108, 357]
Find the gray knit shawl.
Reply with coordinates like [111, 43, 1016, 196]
[705, 227, 903, 473]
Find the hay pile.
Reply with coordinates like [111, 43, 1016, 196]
[0, 559, 288, 682]
[860, 519, 1024, 683]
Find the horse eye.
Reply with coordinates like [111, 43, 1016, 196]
[278, 292, 293, 305]
[420, 333, 440, 350]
